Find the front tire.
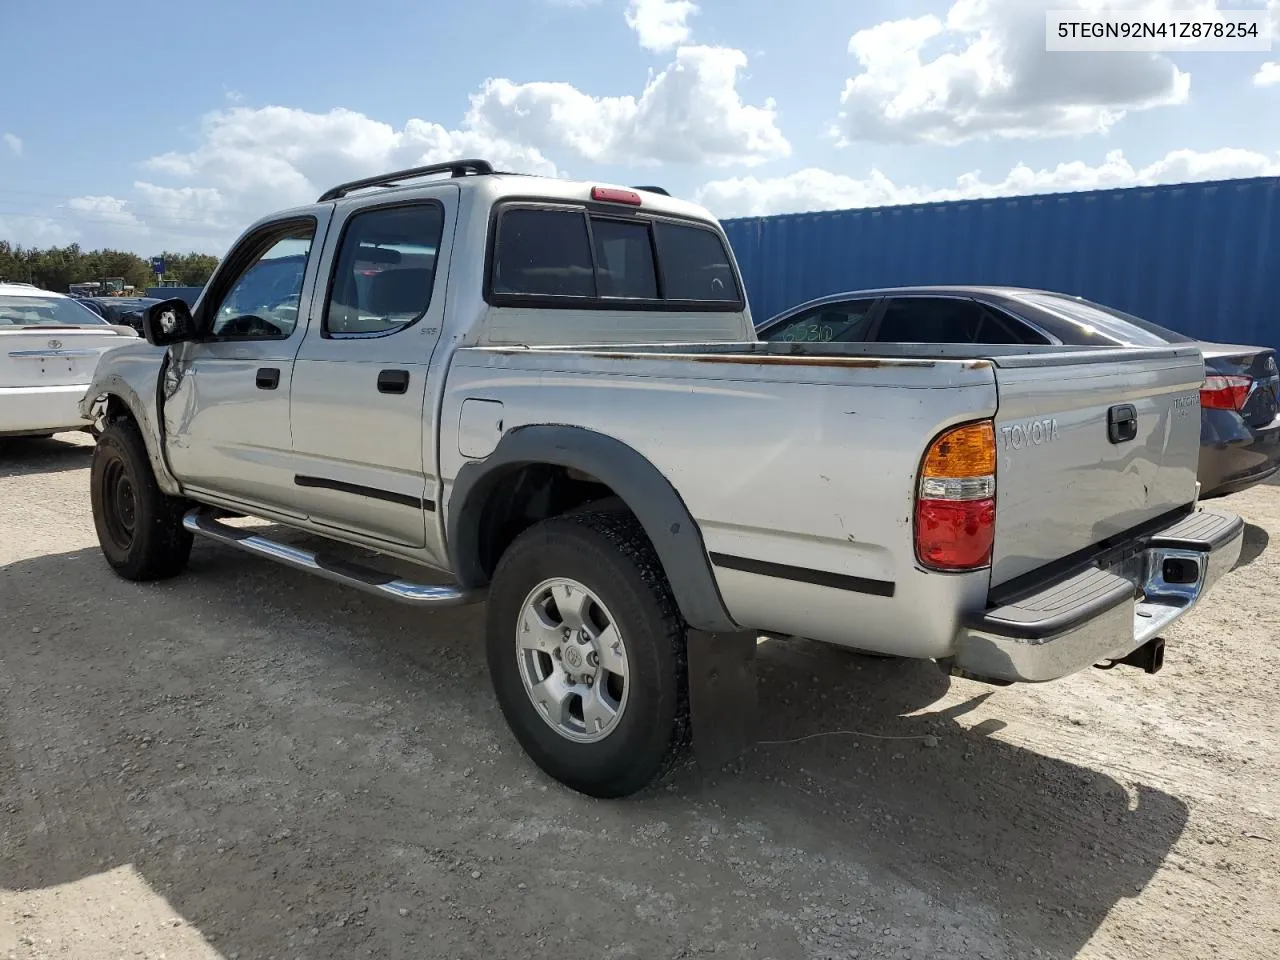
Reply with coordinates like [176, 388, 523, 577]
[90, 419, 193, 581]
[486, 511, 689, 798]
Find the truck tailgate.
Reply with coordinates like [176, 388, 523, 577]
[990, 346, 1204, 586]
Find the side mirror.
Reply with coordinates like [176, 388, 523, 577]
[142, 298, 197, 346]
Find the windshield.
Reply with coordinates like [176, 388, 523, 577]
[0, 294, 110, 327]
[1015, 292, 1196, 346]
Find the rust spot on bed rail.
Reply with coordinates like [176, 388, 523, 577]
[686, 353, 906, 368]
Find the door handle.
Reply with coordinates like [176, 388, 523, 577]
[377, 369, 410, 395]
[1108, 404, 1137, 444]
[256, 367, 280, 390]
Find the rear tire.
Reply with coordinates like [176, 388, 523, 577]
[486, 511, 689, 798]
[90, 419, 193, 581]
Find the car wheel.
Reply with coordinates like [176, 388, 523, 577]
[90, 419, 193, 581]
[486, 511, 689, 798]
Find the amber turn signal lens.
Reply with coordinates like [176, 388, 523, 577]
[921, 421, 996, 479]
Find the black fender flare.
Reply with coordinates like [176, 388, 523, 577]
[446, 424, 739, 633]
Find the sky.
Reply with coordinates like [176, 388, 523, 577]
[0, 0, 1277, 256]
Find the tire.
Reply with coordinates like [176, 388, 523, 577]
[486, 511, 689, 798]
[90, 419, 193, 581]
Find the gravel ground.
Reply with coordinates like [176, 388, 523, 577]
[1, 433, 1277, 960]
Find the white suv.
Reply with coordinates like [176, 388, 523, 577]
[0, 282, 137, 442]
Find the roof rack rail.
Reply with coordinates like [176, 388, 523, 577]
[318, 159, 494, 202]
[632, 185, 670, 196]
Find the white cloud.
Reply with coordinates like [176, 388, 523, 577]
[146, 105, 558, 203]
[129, 105, 561, 251]
[472, 0, 782, 169]
[696, 147, 1280, 218]
[65, 195, 146, 232]
[130, 182, 231, 246]
[0, 188, 226, 253]
[467, 46, 789, 167]
[626, 0, 697, 52]
[2, 0, 783, 254]
[1255, 62, 1280, 86]
[3, 132, 22, 157]
[1253, 0, 1280, 83]
[0, 214, 74, 248]
[11, 32, 786, 252]
[836, 0, 1200, 144]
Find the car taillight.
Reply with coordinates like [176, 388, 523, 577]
[915, 420, 996, 572]
[1200, 375, 1252, 411]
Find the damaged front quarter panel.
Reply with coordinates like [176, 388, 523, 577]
[80, 346, 184, 496]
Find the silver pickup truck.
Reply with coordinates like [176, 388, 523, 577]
[80, 160, 1243, 798]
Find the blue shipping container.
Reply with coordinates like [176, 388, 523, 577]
[721, 177, 1280, 350]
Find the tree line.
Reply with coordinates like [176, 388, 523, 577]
[0, 242, 219, 294]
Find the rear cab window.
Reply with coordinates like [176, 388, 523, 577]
[488, 203, 742, 310]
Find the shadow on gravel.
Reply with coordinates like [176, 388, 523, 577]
[0, 539, 1190, 960]
[688, 639, 1189, 955]
[0, 433, 94, 478]
[1236, 522, 1270, 569]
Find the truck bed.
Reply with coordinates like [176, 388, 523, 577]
[441, 338, 1205, 658]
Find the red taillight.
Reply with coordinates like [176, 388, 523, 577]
[915, 499, 996, 571]
[590, 186, 642, 206]
[915, 421, 996, 572]
[1200, 375, 1252, 411]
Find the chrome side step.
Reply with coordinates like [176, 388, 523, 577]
[183, 509, 484, 608]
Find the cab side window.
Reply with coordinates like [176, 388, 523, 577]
[324, 202, 446, 337]
[210, 224, 315, 340]
[760, 299, 878, 343]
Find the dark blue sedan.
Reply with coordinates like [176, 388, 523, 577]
[754, 286, 1280, 499]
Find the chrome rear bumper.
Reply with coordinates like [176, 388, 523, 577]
[953, 509, 1244, 683]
